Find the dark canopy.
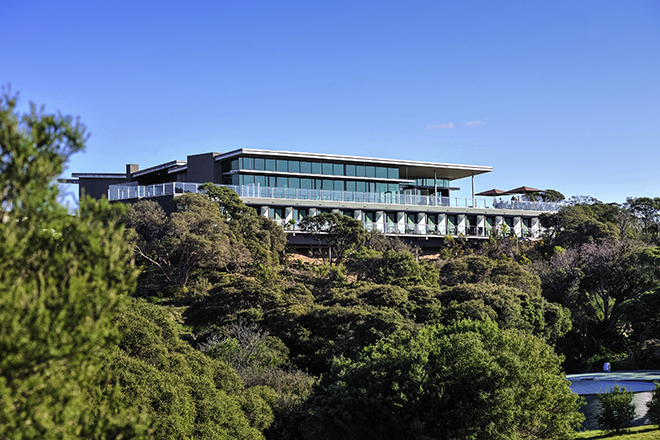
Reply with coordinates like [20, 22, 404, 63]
[475, 188, 507, 196]
[503, 186, 543, 195]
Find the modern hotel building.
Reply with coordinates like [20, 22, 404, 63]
[71, 149, 559, 246]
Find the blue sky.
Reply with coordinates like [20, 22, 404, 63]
[3, 1, 659, 204]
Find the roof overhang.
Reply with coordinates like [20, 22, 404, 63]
[214, 148, 492, 181]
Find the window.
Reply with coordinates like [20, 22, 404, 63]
[355, 165, 365, 177]
[322, 163, 333, 175]
[288, 160, 300, 173]
[365, 166, 376, 178]
[276, 160, 288, 172]
[386, 212, 396, 223]
[346, 181, 356, 192]
[240, 157, 253, 170]
[312, 162, 322, 174]
[427, 214, 437, 225]
[388, 167, 399, 179]
[345, 164, 356, 176]
[300, 161, 312, 173]
[333, 180, 344, 191]
[293, 208, 308, 220]
[269, 208, 284, 220]
[289, 177, 300, 188]
[254, 158, 265, 170]
[376, 167, 387, 178]
[265, 159, 275, 171]
[364, 212, 374, 223]
[333, 163, 344, 176]
[276, 177, 288, 188]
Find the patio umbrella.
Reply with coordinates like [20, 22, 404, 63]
[503, 186, 543, 195]
[475, 188, 507, 196]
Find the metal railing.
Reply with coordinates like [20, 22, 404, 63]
[108, 182, 561, 213]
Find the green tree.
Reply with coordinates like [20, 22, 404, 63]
[130, 193, 251, 287]
[645, 382, 660, 426]
[199, 182, 286, 267]
[108, 299, 272, 439]
[299, 213, 367, 265]
[0, 88, 147, 437]
[304, 320, 583, 440]
[596, 386, 636, 433]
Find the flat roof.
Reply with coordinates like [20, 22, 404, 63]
[215, 148, 492, 181]
[71, 173, 127, 179]
[131, 160, 187, 177]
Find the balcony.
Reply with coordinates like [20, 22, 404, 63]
[108, 182, 561, 213]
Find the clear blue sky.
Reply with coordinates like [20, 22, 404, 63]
[3, 0, 659, 205]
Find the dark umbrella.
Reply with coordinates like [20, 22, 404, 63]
[503, 186, 543, 195]
[475, 188, 507, 196]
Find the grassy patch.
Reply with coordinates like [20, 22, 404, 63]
[576, 425, 660, 439]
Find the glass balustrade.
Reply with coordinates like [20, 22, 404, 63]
[108, 183, 561, 213]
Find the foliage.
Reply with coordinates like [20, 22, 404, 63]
[346, 249, 438, 287]
[645, 382, 660, 426]
[199, 183, 286, 267]
[128, 194, 251, 288]
[596, 386, 636, 433]
[438, 254, 542, 295]
[624, 197, 660, 239]
[438, 283, 572, 341]
[0, 88, 147, 438]
[540, 200, 623, 248]
[108, 299, 272, 439]
[299, 212, 367, 265]
[304, 320, 584, 440]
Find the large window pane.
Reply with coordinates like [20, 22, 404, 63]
[300, 178, 312, 189]
[276, 177, 288, 187]
[254, 158, 265, 170]
[356, 165, 365, 177]
[345, 164, 356, 176]
[277, 159, 288, 172]
[312, 162, 321, 174]
[254, 175, 267, 186]
[300, 161, 312, 173]
[333, 163, 344, 176]
[265, 159, 275, 171]
[243, 174, 255, 185]
[388, 167, 399, 179]
[346, 181, 356, 192]
[322, 163, 333, 175]
[333, 180, 344, 191]
[376, 167, 387, 178]
[356, 181, 366, 192]
[376, 183, 387, 193]
[288, 160, 300, 173]
[323, 179, 334, 190]
[365, 166, 376, 177]
[289, 177, 300, 188]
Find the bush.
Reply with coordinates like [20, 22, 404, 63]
[596, 386, 636, 433]
[646, 382, 660, 425]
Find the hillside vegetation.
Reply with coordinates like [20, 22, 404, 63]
[3, 90, 660, 438]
